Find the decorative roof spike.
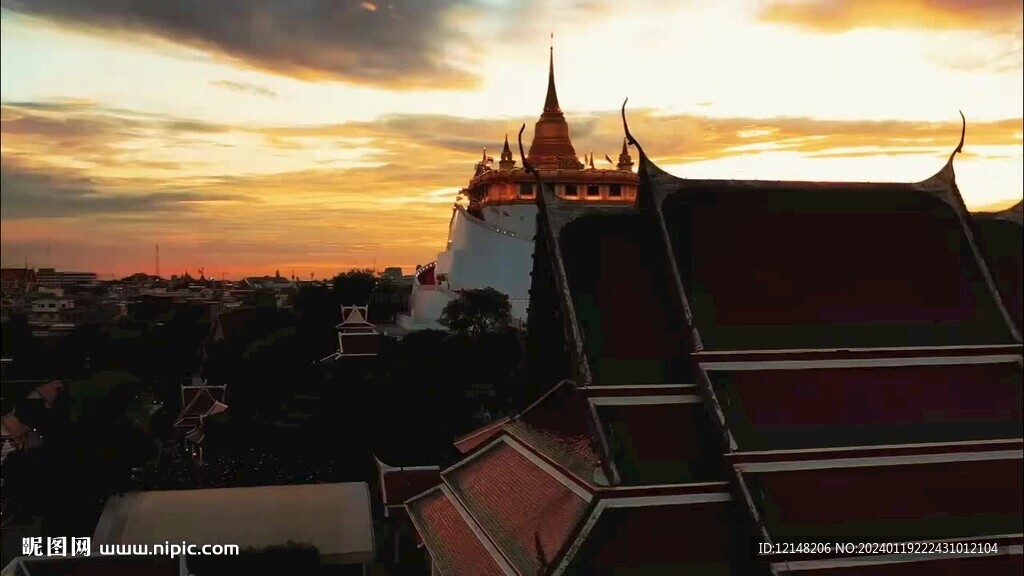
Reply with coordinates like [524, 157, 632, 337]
[544, 33, 560, 114]
[499, 134, 516, 170]
[617, 136, 634, 171]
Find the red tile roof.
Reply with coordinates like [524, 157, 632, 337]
[593, 400, 724, 485]
[507, 381, 603, 485]
[567, 498, 733, 573]
[454, 417, 510, 455]
[444, 439, 591, 574]
[744, 455, 1023, 543]
[706, 359, 1022, 452]
[559, 214, 690, 385]
[382, 468, 441, 507]
[659, 182, 1018, 350]
[405, 487, 509, 576]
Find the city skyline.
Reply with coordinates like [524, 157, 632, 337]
[2, 0, 1022, 278]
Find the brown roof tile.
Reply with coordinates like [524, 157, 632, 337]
[506, 381, 604, 486]
[444, 439, 591, 574]
[406, 487, 509, 576]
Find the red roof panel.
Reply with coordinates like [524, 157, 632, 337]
[742, 455, 1023, 543]
[444, 439, 591, 574]
[507, 381, 602, 484]
[661, 186, 1017, 350]
[559, 214, 691, 385]
[382, 468, 441, 506]
[706, 360, 1023, 452]
[568, 499, 734, 574]
[406, 488, 507, 576]
[974, 213, 1022, 332]
[594, 400, 725, 485]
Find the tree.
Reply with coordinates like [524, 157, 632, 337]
[332, 268, 377, 306]
[439, 287, 512, 337]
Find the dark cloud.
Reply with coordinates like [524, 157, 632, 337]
[0, 0, 484, 90]
[760, 0, 1023, 34]
[210, 80, 279, 98]
[0, 160, 241, 219]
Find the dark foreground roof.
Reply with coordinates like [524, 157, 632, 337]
[405, 114, 1024, 575]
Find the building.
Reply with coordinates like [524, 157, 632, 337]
[332, 306, 381, 359]
[173, 377, 228, 465]
[91, 483, 375, 568]
[402, 111, 1023, 574]
[398, 47, 638, 332]
[0, 269, 36, 295]
[374, 457, 441, 564]
[35, 268, 98, 289]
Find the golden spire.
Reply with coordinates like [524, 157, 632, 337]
[499, 134, 516, 170]
[617, 137, 633, 171]
[528, 34, 582, 170]
[544, 33, 560, 114]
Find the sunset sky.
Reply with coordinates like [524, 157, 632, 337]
[1, 0, 1022, 279]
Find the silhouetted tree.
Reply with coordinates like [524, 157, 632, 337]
[439, 287, 513, 337]
[332, 268, 377, 306]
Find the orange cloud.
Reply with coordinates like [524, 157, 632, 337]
[3, 100, 1021, 278]
[760, 0, 1023, 34]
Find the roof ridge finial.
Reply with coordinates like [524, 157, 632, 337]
[544, 33, 560, 114]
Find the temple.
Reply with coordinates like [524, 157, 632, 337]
[402, 106, 1024, 574]
[173, 376, 228, 465]
[398, 44, 639, 331]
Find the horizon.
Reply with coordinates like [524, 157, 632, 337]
[2, 0, 1022, 278]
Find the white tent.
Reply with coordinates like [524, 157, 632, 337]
[93, 482, 375, 564]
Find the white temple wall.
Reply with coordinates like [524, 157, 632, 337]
[477, 203, 538, 239]
[445, 207, 534, 317]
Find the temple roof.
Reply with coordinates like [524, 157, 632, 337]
[454, 416, 511, 455]
[973, 203, 1023, 333]
[442, 436, 593, 574]
[621, 108, 1019, 353]
[174, 384, 228, 428]
[737, 451, 1022, 544]
[561, 494, 735, 575]
[375, 457, 441, 512]
[405, 486, 514, 576]
[403, 113, 1024, 574]
[700, 356, 1023, 454]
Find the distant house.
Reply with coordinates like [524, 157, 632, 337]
[0, 268, 35, 295]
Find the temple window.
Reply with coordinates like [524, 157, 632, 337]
[519, 183, 534, 197]
[564, 184, 577, 197]
[609, 184, 622, 197]
[586, 185, 600, 197]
